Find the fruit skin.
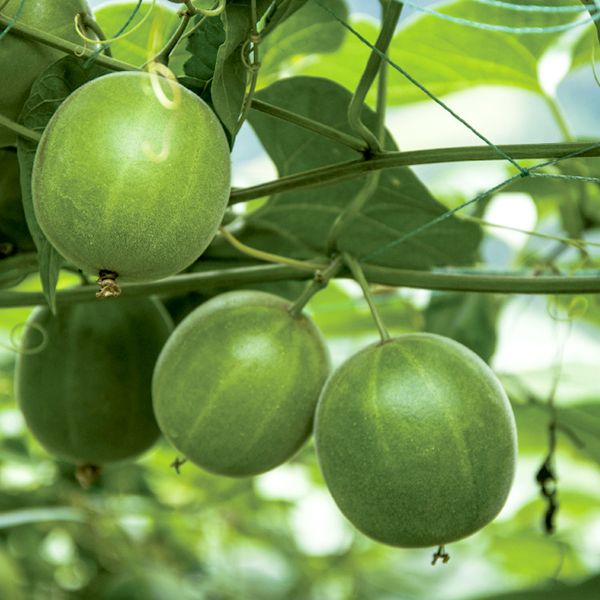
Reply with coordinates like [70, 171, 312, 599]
[314, 333, 517, 549]
[0, 147, 35, 253]
[0, 0, 94, 148]
[32, 71, 231, 282]
[152, 290, 331, 477]
[15, 297, 173, 465]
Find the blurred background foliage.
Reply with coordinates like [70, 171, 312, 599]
[2, 0, 600, 598]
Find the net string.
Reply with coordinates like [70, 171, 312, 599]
[398, 0, 600, 34]
[471, 0, 599, 13]
[83, 0, 144, 67]
[313, 0, 600, 264]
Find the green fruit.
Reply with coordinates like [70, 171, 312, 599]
[152, 290, 331, 477]
[0, 0, 94, 148]
[314, 333, 517, 548]
[15, 297, 173, 465]
[32, 71, 231, 282]
[0, 147, 34, 253]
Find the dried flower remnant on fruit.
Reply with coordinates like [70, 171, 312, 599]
[76, 463, 103, 488]
[96, 270, 121, 298]
[432, 546, 450, 565]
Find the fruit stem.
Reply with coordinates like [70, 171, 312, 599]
[343, 252, 391, 343]
[289, 256, 344, 318]
[347, 0, 402, 155]
[218, 226, 325, 271]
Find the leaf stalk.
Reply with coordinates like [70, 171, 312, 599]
[347, 0, 401, 155]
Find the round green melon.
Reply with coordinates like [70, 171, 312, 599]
[0, 147, 34, 253]
[152, 290, 331, 477]
[15, 296, 173, 465]
[0, 0, 94, 148]
[314, 333, 517, 549]
[31, 71, 231, 283]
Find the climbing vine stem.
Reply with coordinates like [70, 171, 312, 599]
[7, 262, 600, 309]
[0, 114, 40, 142]
[229, 142, 600, 205]
[0, 13, 137, 71]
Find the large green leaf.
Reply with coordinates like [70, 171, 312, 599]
[210, 0, 272, 140]
[180, 12, 227, 125]
[557, 403, 600, 465]
[570, 23, 600, 73]
[504, 373, 600, 467]
[17, 56, 111, 312]
[580, 0, 600, 43]
[258, 0, 348, 87]
[298, 0, 583, 106]
[259, 0, 310, 37]
[423, 291, 502, 363]
[93, 2, 188, 75]
[305, 281, 422, 338]
[473, 573, 600, 600]
[245, 76, 482, 268]
[183, 13, 226, 82]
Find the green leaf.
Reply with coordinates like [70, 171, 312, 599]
[17, 56, 111, 312]
[423, 291, 502, 363]
[0, 507, 86, 529]
[93, 2, 188, 75]
[246, 76, 482, 269]
[0, 254, 38, 291]
[210, 0, 272, 139]
[183, 13, 226, 82]
[0, 148, 35, 255]
[580, 0, 600, 43]
[298, 0, 583, 106]
[503, 374, 600, 466]
[473, 573, 600, 600]
[258, 0, 348, 87]
[570, 24, 598, 71]
[259, 0, 311, 38]
[557, 403, 600, 466]
[303, 282, 422, 338]
[181, 12, 228, 136]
